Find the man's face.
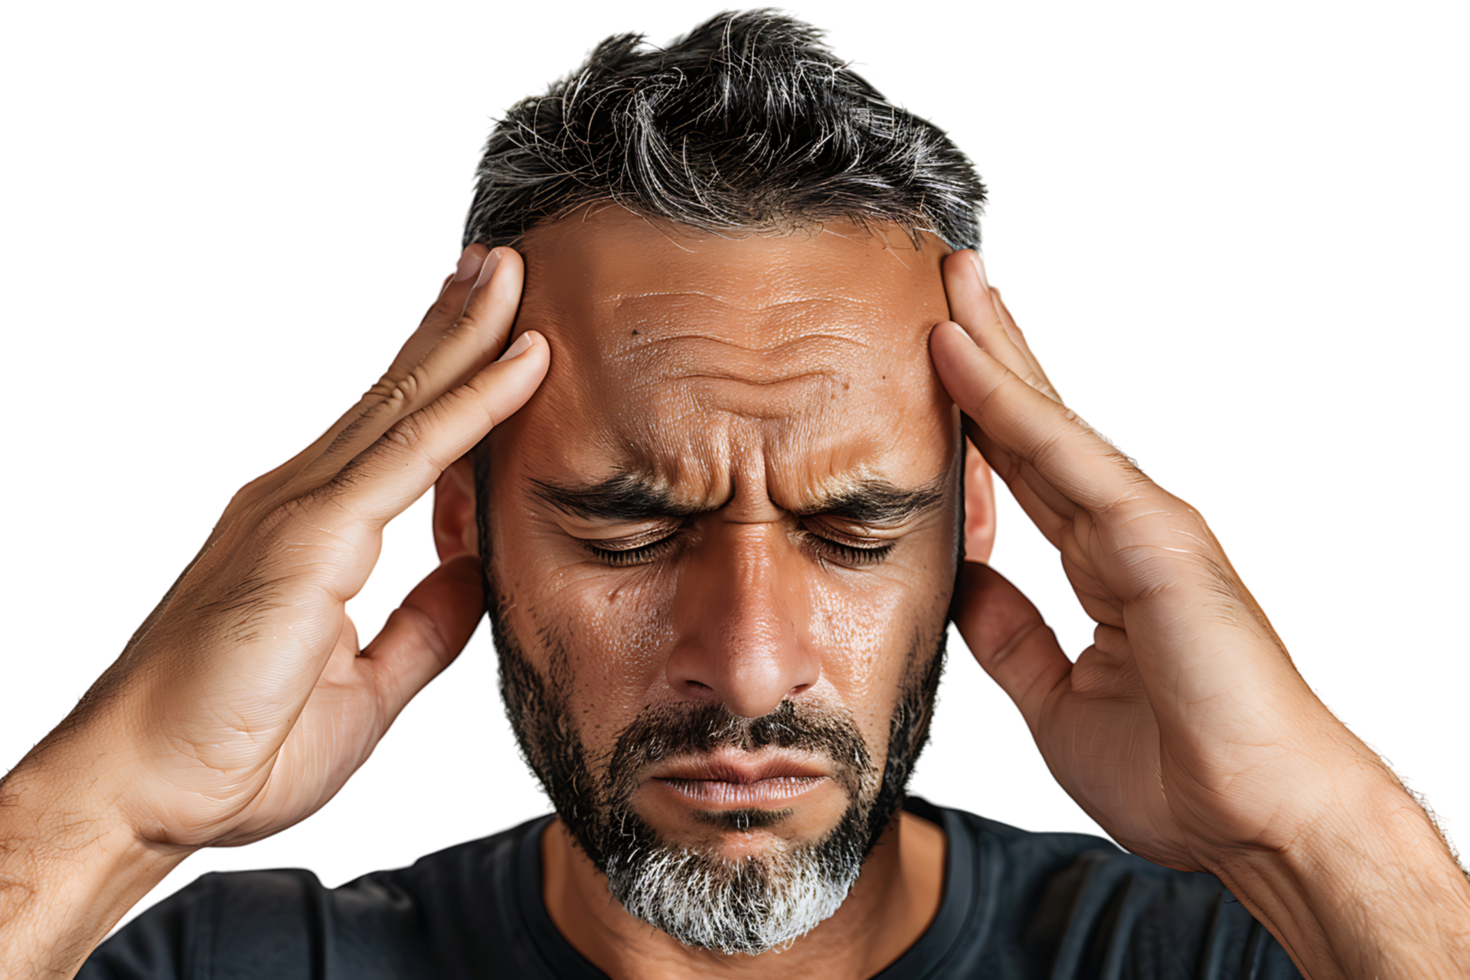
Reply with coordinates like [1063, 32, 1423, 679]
[476, 208, 960, 951]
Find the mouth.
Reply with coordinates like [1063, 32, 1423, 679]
[647, 752, 833, 808]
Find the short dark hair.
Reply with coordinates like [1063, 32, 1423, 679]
[468, 17, 972, 872]
[462, 10, 986, 251]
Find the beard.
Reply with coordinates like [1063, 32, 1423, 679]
[471, 449, 952, 956]
[486, 591, 946, 955]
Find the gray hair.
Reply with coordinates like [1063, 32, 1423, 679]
[462, 9, 986, 251]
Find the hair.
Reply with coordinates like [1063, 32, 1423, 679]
[462, 9, 985, 252]
[465, 10, 979, 628]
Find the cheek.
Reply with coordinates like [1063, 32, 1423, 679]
[492, 537, 679, 745]
[554, 574, 677, 743]
[806, 554, 951, 748]
[808, 581, 904, 738]
[482, 477, 675, 747]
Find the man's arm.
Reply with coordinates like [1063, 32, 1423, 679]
[0, 246, 548, 977]
[0, 752, 187, 977]
[931, 249, 1470, 978]
[1213, 773, 1470, 976]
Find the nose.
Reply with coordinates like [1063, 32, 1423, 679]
[664, 524, 820, 719]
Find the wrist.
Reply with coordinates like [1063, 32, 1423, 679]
[1207, 772, 1470, 979]
[1, 740, 190, 976]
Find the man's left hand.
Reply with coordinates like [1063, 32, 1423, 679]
[930, 250, 1470, 978]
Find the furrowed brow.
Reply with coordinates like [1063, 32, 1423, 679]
[800, 476, 947, 526]
[531, 474, 947, 526]
[530, 474, 700, 522]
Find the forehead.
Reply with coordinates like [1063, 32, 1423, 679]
[503, 208, 955, 501]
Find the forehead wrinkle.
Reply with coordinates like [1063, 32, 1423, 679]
[507, 211, 955, 533]
[626, 331, 873, 355]
[624, 335, 866, 392]
[591, 402, 852, 516]
[602, 302, 886, 395]
[604, 290, 898, 315]
[605, 289, 893, 323]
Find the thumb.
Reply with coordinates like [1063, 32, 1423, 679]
[362, 553, 485, 735]
[951, 561, 1071, 734]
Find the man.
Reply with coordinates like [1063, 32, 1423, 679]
[2, 11, 1467, 979]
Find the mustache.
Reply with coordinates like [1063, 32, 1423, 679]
[604, 699, 876, 800]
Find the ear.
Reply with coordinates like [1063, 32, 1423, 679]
[432, 455, 480, 563]
[963, 438, 996, 564]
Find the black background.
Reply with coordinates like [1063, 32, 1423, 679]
[8, 9, 1458, 922]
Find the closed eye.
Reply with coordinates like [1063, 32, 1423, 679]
[579, 525, 887, 570]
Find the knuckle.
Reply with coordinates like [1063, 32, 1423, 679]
[383, 409, 431, 453]
[354, 408, 444, 480]
[280, 376, 490, 526]
[459, 376, 505, 429]
[364, 365, 424, 408]
[353, 362, 438, 436]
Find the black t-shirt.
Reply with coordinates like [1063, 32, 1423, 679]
[79, 797, 1302, 978]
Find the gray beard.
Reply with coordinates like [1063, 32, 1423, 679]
[474, 490, 947, 953]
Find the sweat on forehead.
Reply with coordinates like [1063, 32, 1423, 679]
[502, 207, 956, 503]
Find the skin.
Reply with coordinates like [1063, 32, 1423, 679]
[434, 209, 976, 976]
[5, 191, 1464, 980]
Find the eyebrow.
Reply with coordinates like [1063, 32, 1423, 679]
[529, 472, 947, 526]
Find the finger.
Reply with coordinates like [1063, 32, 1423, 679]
[296, 329, 546, 605]
[362, 553, 484, 732]
[134, 259, 491, 646]
[371, 246, 518, 413]
[354, 250, 495, 417]
[275, 247, 526, 503]
[258, 246, 529, 520]
[942, 251, 1061, 402]
[988, 286, 1055, 395]
[227, 246, 506, 527]
[306, 248, 517, 467]
[951, 562, 1071, 734]
[932, 320, 1146, 515]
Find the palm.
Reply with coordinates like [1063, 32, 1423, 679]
[226, 613, 385, 846]
[127, 539, 394, 849]
[119, 444, 501, 848]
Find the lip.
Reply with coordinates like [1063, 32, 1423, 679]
[649, 758, 834, 787]
[646, 758, 834, 811]
[660, 775, 826, 807]
[647, 752, 833, 808]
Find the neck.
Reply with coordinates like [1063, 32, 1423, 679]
[541, 807, 946, 980]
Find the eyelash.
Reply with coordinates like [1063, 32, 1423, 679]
[581, 528, 895, 568]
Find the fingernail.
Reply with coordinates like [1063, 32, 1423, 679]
[474, 248, 502, 289]
[497, 331, 534, 362]
[971, 252, 991, 291]
[453, 246, 486, 282]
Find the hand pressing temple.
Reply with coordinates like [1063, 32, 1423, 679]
[4, 11, 1468, 980]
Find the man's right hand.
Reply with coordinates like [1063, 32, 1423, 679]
[0, 245, 547, 975]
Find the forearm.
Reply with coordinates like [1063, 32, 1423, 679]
[1211, 775, 1470, 980]
[0, 748, 188, 979]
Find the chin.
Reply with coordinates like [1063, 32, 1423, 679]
[604, 787, 874, 956]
